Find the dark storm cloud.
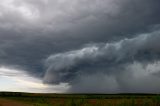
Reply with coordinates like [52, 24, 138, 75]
[44, 29, 160, 93]
[0, 0, 160, 92]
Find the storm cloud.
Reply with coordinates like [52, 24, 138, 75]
[44, 29, 160, 93]
[0, 0, 160, 93]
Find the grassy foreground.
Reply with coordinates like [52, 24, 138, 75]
[0, 92, 160, 106]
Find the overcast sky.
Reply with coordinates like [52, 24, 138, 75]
[0, 0, 160, 93]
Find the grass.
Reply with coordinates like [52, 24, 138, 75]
[0, 92, 160, 106]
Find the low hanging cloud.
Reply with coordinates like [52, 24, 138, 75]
[44, 29, 160, 93]
[0, 0, 160, 93]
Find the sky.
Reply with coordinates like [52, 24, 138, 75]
[0, 0, 160, 93]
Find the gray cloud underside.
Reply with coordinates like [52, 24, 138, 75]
[0, 0, 160, 92]
[45, 29, 160, 93]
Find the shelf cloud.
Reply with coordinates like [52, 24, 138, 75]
[44, 29, 160, 93]
[0, 0, 160, 93]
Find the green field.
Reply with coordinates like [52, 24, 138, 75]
[0, 92, 160, 106]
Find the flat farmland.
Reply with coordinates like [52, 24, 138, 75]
[0, 92, 160, 106]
